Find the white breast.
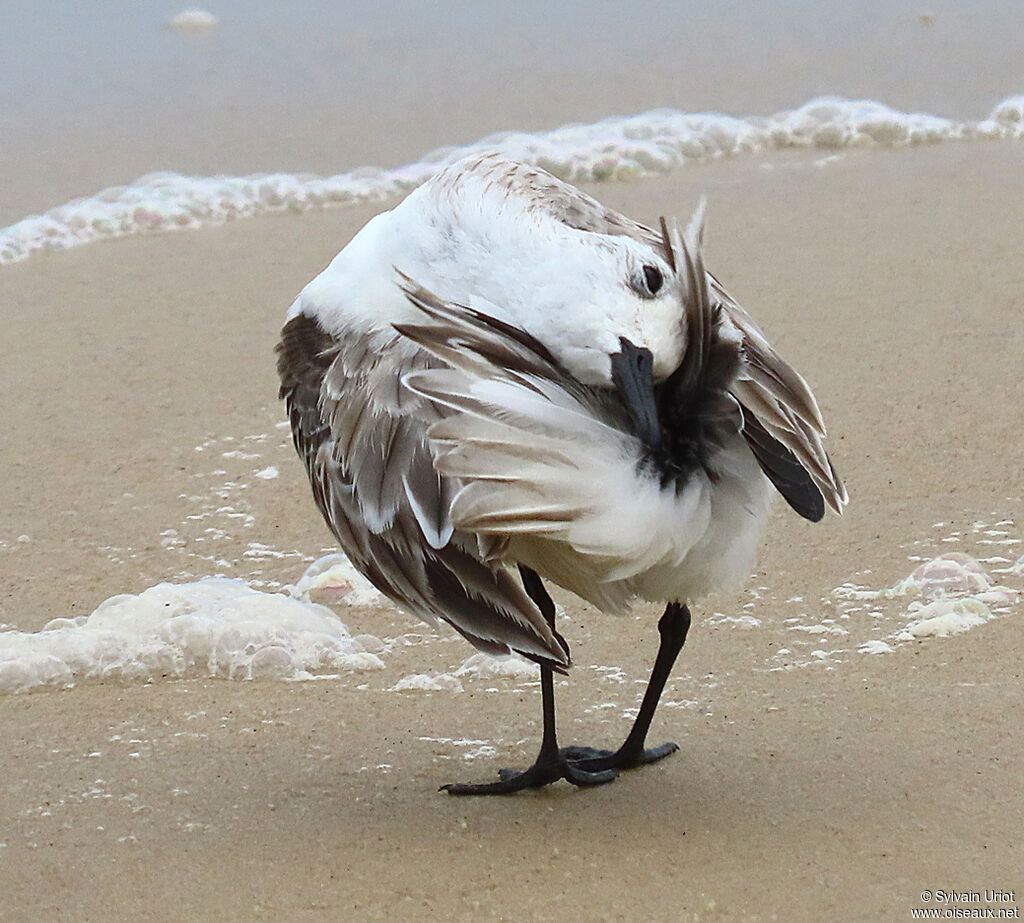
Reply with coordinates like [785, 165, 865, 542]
[499, 429, 772, 612]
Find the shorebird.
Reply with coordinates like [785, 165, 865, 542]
[276, 153, 846, 795]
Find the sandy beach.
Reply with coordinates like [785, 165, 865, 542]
[2, 3, 1023, 919]
[2, 141, 1022, 920]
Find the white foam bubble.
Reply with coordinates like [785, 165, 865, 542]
[2, 94, 1021, 266]
[896, 597, 993, 640]
[390, 653, 541, 693]
[169, 9, 219, 35]
[707, 613, 762, 629]
[894, 552, 992, 597]
[0, 577, 384, 694]
[835, 552, 1010, 603]
[859, 639, 895, 655]
[833, 552, 1020, 651]
[454, 652, 539, 681]
[391, 673, 464, 693]
[290, 553, 389, 608]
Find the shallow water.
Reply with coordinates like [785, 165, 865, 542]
[4, 0, 1023, 224]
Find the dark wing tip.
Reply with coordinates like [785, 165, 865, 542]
[789, 486, 826, 523]
[742, 412, 826, 523]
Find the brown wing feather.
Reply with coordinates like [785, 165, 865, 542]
[276, 312, 570, 668]
[710, 272, 847, 515]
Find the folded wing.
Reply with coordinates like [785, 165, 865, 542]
[276, 311, 572, 667]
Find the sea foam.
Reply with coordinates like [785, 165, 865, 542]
[834, 552, 1020, 649]
[169, 9, 219, 35]
[0, 575, 385, 695]
[2, 94, 1021, 266]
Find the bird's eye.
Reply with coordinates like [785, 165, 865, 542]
[642, 264, 663, 295]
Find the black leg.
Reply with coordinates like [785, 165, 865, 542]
[440, 567, 619, 795]
[563, 602, 691, 772]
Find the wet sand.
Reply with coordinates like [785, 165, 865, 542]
[1, 143, 1022, 920]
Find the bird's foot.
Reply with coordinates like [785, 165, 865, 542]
[440, 741, 678, 795]
[441, 750, 618, 796]
[559, 741, 679, 773]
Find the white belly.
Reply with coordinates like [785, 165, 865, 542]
[505, 432, 773, 612]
